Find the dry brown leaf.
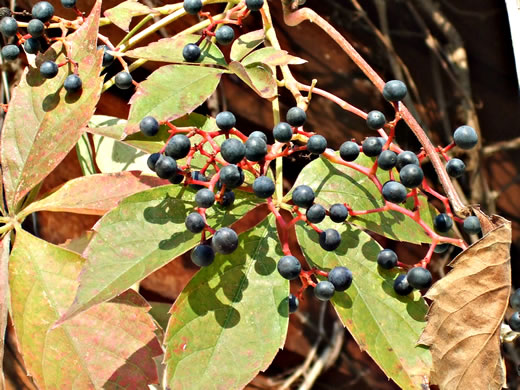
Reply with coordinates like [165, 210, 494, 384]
[419, 214, 511, 390]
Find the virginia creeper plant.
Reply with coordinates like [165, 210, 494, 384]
[0, 0, 513, 389]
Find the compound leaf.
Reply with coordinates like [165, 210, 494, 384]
[58, 184, 263, 324]
[21, 171, 165, 216]
[104, 0, 151, 32]
[125, 65, 224, 135]
[230, 29, 264, 62]
[9, 229, 162, 389]
[1, 0, 104, 212]
[164, 214, 289, 389]
[296, 220, 432, 390]
[125, 34, 227, 66]
[292, 154, 438, 244]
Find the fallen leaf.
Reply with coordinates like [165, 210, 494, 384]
[419, 215, 511, 390]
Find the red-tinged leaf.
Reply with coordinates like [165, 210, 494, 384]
[0, 232, 11, 390]
[241, 47, 307, 66]
[229, 61, 277, 99]
[57, 185, 263, 324]
[9, 229, 163, 389]
[20, 171, 166, 217]
[230, 29, 264, 62]
[125, 34, 227, 66]
[164, 215, 289, 389]
[0, 0, 104, 212]
[104, 0, 151, 32]
[125, 65, 224, 135]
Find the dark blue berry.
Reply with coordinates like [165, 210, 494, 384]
[399, 164, 424, 188]
[394, 274, 413, 296]
[407, 267, 432, 289]
[139, 116, 160, 137]
[273, 122, 293, 143]
[216, 111, 236, 131]
[61, 0, 76, 8]
[511, 289, 520, 311]
[168, 174, 184, 184]
[249, 131, 267, 143]
[195, 188, 215, 208]
[147, 153, 160, 171]
[328, 266, 352, 291]
[165, 134, 191, 159]
[1, 44, 19, 61]
[39, 60, 58, 79]
[191, 244, 215, 267]
[0, 17, 17, 36]
[396, 151, 419, 171]
[23, 37, 41, 54]
[382, 181, 407, 203]
[463, 216, 481, 235]
[215, 25, 235, 45]
[185, 212, 205, 233]
[366, 110, 386, 130]
[277, 255, 301, 280]
[286, 106, 306, 127]
[339, 141, 360, 162]
[319, 228, 341, 251]
[288, 294, 299, 313]
[183, 0, 202, 14]
[377, 150, 397, 170]
[377, 249, 398, 269]
[434, 213, 453, 233]
[446, 158, 465, 178]
[154, 155, 177, 179]
[221, 138, 245, 163]
[114, 71, 133, 89]
[246, 0, 264, 11]
[219, 164, 244, 188]
[182, 43, 201, 62]
[220, 190, 235, 207]
[329, 204, 348, 223]
[27, 19, 44, 38]
[253, 176, 275, 198]
[314, 281, 335, 301]
[245, 136, 267, 162]
[190, 171, 208, 189]
[212, 227, 239, 254]
[31, 1, 54, 22]
[362, 137, 383, 157]
[453, 125, 478, 150]
[383, 80, 407, 102]
[434, 243, 450, 253]
[307, 134, 327, 154]
[306, 204, 326, 223]
[292, 185, 314, 208]
[510, 312, 520, 332]
[98, 45, 115, 67]
[64, 74, 82, 92]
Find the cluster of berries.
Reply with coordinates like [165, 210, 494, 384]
[0, 1, 83, 92]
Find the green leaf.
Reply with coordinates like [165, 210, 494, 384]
[230, 29, 264, 62]
[164, 214, 289, 389]
[21, 171, 165, 216]
[88, 114, 126, 139]
[292, 154, 437, 244]
[0, 0, 104, 212]
[9, 229, 163, 389]
[104, 0, 151, 32]
[58, 184, 263, 323]
[93, 134, 152, 173]
[125, 34, 227, 66]
[125, 65, 224, 135]
[0, 232, 11, 390]
[295, 220, 432, 390]
[149, 301, 171, 331]
[76, 134, 97, 175]
[241, 47, 307, 67]
[229, 61, 277, 99]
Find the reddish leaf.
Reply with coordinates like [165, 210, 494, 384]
[104, 0, 151, 32]
[20, 171, 166, 217]
[9, 229, 162, 389]
[0, 0, 104, 212]
[0, 232, 11, 390]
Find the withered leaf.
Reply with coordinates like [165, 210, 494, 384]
[419, 215, 511, 390]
